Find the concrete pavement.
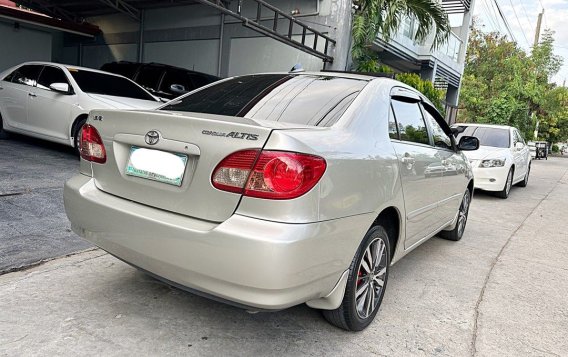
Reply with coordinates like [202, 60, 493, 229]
[0, 136, 92, 273]
[0, 158, 567, 356]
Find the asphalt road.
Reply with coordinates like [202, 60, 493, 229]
[0, 135, 92, 273]
[0, 136, 567, 356]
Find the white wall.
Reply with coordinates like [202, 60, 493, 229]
[228, 35, 325, 76]
[144, 40, 219, 75]
[0, 21, 51, 73]
[82, 44, 138, 69]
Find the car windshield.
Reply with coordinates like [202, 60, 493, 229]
[69, 69, 156, 101]
[454, 126, 510, 148]
[160, 74, 367, 127]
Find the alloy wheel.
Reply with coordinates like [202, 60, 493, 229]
[355, 237, 388, 319]
[457, 190, 471, 237]
[505, 170, 513, 195]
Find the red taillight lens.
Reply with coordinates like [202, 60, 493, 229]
[212, 150, 327, 200]
[80, 124, 106, 164]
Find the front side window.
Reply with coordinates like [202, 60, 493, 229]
[10, 65, 42, 87]
[161, 74, 367, 127]
[391, 99, 430, 145]
[69, 69, 156, 101]
[454, 126, 510, 148]
[422, 106, 452, 150]
[159, 70, 195, 96]
[37, 66, 70, 91]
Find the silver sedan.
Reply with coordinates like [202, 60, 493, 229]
[64, 72, 479, 331]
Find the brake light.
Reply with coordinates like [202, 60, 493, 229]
[80, 124, 106, 164]
[212, 150, 326, 199]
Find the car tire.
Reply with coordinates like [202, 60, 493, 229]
[73, 118, 87, 156]
[439, 189, 471, 241]
[517, 164, 530, 187]
[322, 225, 390, 331]
[496, 167, 513, 199]
[0, 115, 9, 140]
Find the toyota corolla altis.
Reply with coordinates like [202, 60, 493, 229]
[64, 72, 479, 331]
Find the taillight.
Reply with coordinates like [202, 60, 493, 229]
[212, 150, 327, 200]
[80, 124, 106, 164]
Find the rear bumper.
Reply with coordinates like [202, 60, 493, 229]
[64, 175, 370, 310]
[472, 165, 509, 192]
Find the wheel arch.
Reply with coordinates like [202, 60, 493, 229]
[371, 206, 401, 261]
[70, 113, 89, 144]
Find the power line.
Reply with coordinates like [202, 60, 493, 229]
[517, 0, 535, 30]
[491, 0, 517, 42]
[481, 0, 503, 32]
[506, 0, 531, 47]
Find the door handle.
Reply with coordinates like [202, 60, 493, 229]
[28, 92, 37, 97]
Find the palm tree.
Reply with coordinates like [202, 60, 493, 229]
[351, 0, 451, 63]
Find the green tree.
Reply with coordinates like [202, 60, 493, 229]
[351, 0, 451, 63]
[458, 25, 567, 142]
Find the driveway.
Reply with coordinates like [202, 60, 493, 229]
[0, 149, 566, 356]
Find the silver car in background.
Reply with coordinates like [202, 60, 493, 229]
[64, 72, 479, 331]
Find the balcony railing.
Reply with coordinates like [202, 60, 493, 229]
[441, 0, 472, 14]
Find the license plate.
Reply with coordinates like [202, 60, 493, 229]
[125, 146, 188, 186]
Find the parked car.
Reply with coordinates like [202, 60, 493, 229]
[527, 141, 537, 159]
[452, 123, 531, 198]
[101, 61, 220, 100]
[0, 62, 160, 151]
[64, 72, 479, 331]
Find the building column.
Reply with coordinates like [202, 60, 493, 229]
[326, 0, 353, 71]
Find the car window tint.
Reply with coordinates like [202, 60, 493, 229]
[101, 63, 139, 79]
[388, 105, 399, 139]
[136, 66, 164, 92]
[69, 69, 156, 101]
[422, 107, 452, 149]
[37, 66, 70, 91]
[162, 74, 367, 127]
[190, 74, 216, 88]
[11, 65, 41, 87]
[391, 100, 430, 145]
[454, 126, 510, 148]
[160, 70, 195, 96]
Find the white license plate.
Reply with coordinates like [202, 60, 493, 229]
[125, 146, 188, 186]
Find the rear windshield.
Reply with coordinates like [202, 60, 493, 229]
[160, 74, 367, 126]
[454, 126, 510, 148]
[69, 69, 156, 101]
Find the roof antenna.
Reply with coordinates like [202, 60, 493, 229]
[289, 63, 304, 73]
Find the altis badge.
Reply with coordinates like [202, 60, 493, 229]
[202, 130, 259, 141]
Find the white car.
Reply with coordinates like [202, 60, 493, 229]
[0, 62, 160, 150]
[452, 123, 531, 198]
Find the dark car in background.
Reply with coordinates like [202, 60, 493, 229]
[100, 61, 220, 100]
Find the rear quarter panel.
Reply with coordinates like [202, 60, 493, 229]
[235, 80, 405, 225]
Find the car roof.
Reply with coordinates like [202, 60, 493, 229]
[19, 61, 128, 77]
[104, 61, 221, 79]
[452, 123, 514, 130]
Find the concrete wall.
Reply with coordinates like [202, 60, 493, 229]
[62, 0, 351, 76]
[0, 20, 52, 73]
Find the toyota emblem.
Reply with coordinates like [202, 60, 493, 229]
[145, 130, 161, 145]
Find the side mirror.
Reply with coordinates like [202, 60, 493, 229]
[170, 84, 187, 94]
[458, 136, 479, 151]
[49, 83, 70, 94]
[515, 142, 524, 150]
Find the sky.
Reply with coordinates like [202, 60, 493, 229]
[472, 0, 568, 85]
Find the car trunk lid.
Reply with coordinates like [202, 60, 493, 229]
[88, 109, 305, 222]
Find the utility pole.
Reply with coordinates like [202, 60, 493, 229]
[534, 10, 544, 46]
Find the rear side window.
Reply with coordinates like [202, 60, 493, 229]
[161, 74, 367, 127]
[136, 66, 165, 92]
[391, 100, 430, 145]
[9, 65, 42, 87]
[37, 66, 70, 91]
